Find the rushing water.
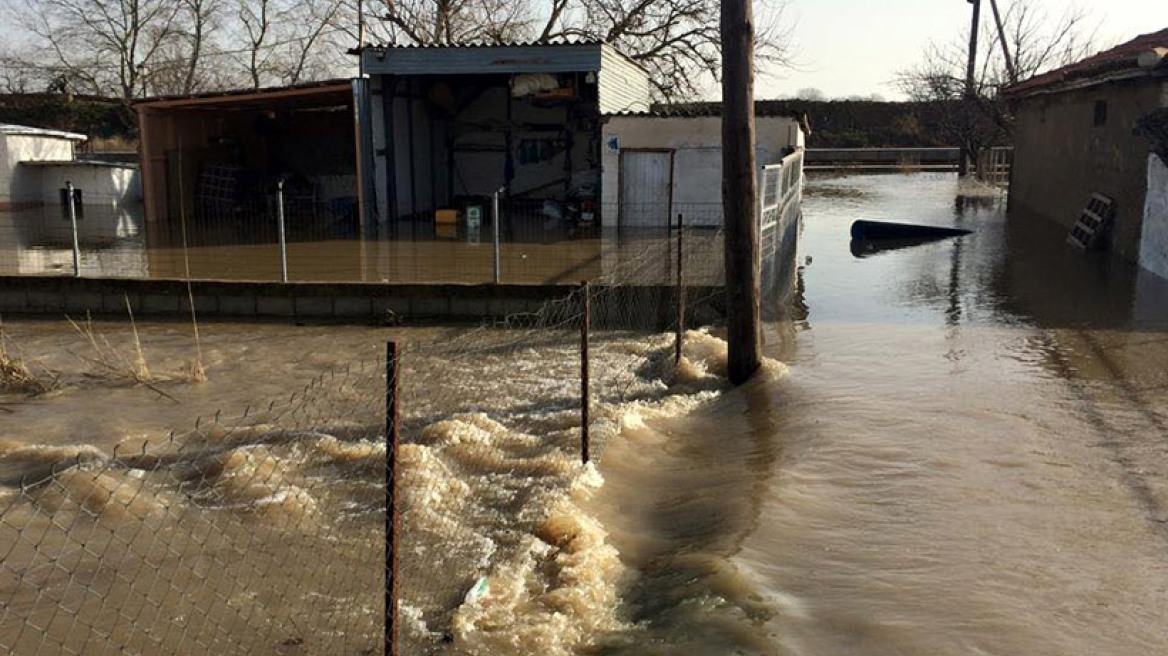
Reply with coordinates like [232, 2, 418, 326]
[3, 172, 1168, 655]
[585, 173, 1168, 655]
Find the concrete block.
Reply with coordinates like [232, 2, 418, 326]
[0, 289, 28, 312]
[449, 296, 488, 318]
[334, 297, 373, 318]
[411, 296, 450, 317]
[218, 296, 257, 316]
[371, 296, 410, 321]
[294, 297, 333, 317]
[180, 295, 219, 315]
[141, 293, 181, 314]
[492, 297, 535, 318]
[64, 292, 104, 314]
[26, 291, 65, 312]
[256, 296, 295, 317]
[103, 291, 140, 314]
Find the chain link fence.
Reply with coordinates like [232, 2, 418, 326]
[0, 169, 802, 654]
[1, 181, 789, 289]
[0, 357, 387, 655]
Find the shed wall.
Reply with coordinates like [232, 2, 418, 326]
[34, 163, 141, 205]
[1010, 80, 1168, 260]
[597, 47, 651, 114]
[600, 115, 803, 227]
[1, 135, 75, 206]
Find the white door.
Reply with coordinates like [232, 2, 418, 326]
[620, 150, 673, 228]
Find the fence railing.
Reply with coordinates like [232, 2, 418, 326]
[0, 357, 388, 655]
[760, 149, 804, 233]
[975, 146, 1012, 189]
[1, 163, 804, 287]
[0, 184, 807, 653]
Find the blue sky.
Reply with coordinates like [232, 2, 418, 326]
[759, 0, 1167, 99]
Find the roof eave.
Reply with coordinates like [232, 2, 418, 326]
[1004, 65, 1168, 101]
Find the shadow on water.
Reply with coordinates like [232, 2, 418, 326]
[591, 364, 788, 655]
[849, 235, 964, 258]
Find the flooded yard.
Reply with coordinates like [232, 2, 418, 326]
[2, 172, 1168, 655]
[0, 204, 728, 285]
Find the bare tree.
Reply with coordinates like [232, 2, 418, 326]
[346, 0, 794, 100]
[797, 87, 826, 101]
[280, 0, 347, 84]
[239, 0, 279, 88]
[535, 0, 795, 99]
[896, 1, 1098, 162]
[141, 0, 227, 94]
[11, 0, 184, 100]
[178, 0, 222, 93]
[360, 0, 532, 46]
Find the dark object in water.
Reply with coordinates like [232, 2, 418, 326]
[851, 237, 956, 258]
[850, 220, 972, 240]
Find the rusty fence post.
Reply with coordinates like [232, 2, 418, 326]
[580, 282, 590, 464]
[276, 179, 289, 283]
[385, 340, 399, 656]
[66, 181, 80, 277]
[675, 213, 685, 364]
[493, 189, 502, 285]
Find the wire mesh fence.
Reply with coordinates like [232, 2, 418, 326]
[0, 356, 388, 655]
[1, 184, 784, 288]
[0, 176, 811, 653]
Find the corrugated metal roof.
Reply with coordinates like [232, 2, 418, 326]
[364, 37, 603, 49]
[605, 101, 812, 135]
[134, 78, 353, 108]
[1003, 28, 1168, 97]
[607, 101, 804, 118]
[361, 40, 648, 77]
[0, 123, 87, 141]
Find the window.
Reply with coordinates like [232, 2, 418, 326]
[1093, 100, 1108, 127]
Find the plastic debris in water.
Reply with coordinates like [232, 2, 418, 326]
[464, 576, 489, 605]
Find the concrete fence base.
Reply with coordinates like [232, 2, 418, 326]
[0, 276, 726, 327]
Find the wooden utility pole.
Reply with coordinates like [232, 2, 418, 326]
[721, 0, 762, 385]
[960, 0, 982, 177]
[987, 0, 1017, 84]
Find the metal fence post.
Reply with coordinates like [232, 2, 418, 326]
[276, 179, 289, 283]
[675, 213, 685, 364]
[385, 340, 399, 656]
[580, 281, 590, 464]
[66, 181, 80, 277]
[492, 189, 501, 284]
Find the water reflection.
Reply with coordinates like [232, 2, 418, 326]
[0, 204, 146, 277]
[741, 172, 1168, 656]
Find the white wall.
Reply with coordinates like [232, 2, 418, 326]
[1139, 154, 1168, 280]
[1, 134, 76, 206]
[36, 163, 141, 205]
[600, 115, 804, 227]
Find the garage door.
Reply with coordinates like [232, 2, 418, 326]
[620, 150, 673, 228]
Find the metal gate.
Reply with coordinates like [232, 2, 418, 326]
[619, 150, 673, 228]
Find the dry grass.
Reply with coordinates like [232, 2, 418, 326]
[66, 312, 151, 384]
[0, 321, 57, 396]
[64, 298, 205, 391]
[185, 284, 207, 383]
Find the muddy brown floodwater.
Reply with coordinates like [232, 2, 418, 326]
[2, 172, 1168, 655]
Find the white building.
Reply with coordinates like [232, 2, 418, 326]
[0, 123, 140, 211]
[357, 42, 807, 233]
[601, 107, 807, 229]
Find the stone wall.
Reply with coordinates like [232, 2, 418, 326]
[1010, 80, 1166, 261]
